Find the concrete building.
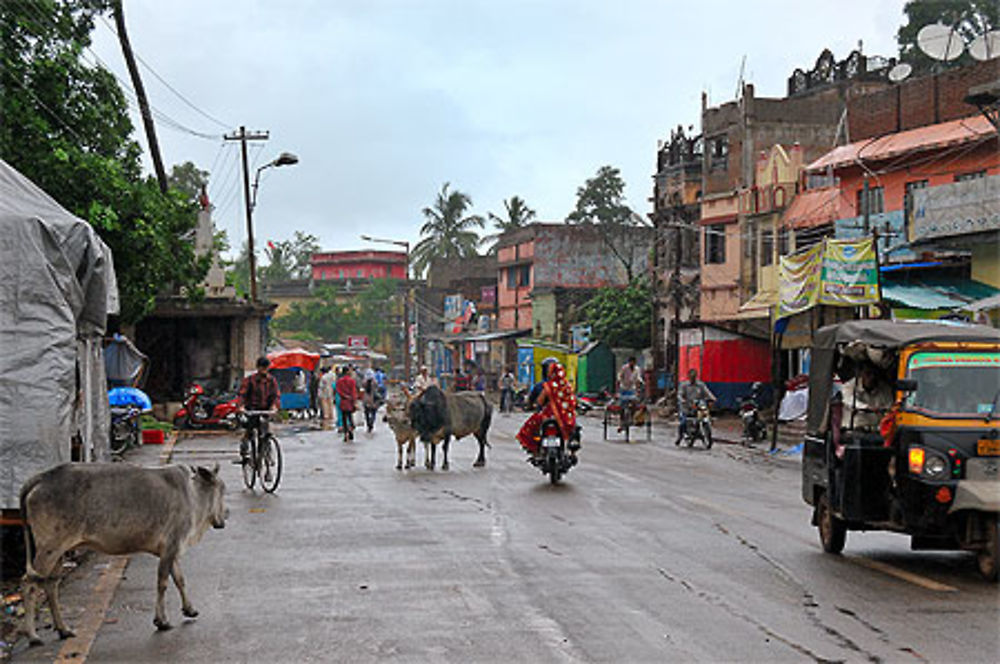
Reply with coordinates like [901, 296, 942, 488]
[496, 223, 653, 342]
[311, 249, 406, 281]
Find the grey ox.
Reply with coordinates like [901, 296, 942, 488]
[408, 386, 491, 470]
[384, 393, 418, 470]
[20, 462, 228, 643]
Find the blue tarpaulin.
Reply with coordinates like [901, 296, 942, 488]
[108, 386, 152, 411]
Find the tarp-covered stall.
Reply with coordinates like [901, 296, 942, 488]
[0, 159, 118, 510]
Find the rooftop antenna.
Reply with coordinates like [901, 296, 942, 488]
[917, 23, 965, 63]
[735, 54, 747, 100]
[968, 30, 1000, 61]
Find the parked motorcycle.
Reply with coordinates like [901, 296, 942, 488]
[529, 418, 581, 484]
[577, 388, 612, 414]
[739, 383, 767, 445]
[174, 383, 240, 429]
[681, 399, 713, 449]
[109, 406, 141, 454]
[512, 387, 531, 412]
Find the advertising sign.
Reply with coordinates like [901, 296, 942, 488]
[443, 294, 462, 320]
[347, 335, 369, 350]
[778, 244, 822, 318]
[778, 237, 880, 319]
[820, 238, 880, 306]
[911, 175, 1000, 242]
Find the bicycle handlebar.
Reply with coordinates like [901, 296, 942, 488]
[242, 410, 275, 417]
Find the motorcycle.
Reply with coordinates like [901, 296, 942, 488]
[109, 405, 141, 454]
[680, 399, 713, 449]
[108, 386, 152, 454]
[739, 384, 767, 445]
[512, 387, 531, 412]
[577, 388, 612, 414]
[174, 383, 240, 429]
[530, 418, 581, 484]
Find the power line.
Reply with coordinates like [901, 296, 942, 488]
[97, 14, 231, 130]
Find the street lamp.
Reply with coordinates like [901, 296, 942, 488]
[244, 151, 299, 301]
[360, 234, 411, 381]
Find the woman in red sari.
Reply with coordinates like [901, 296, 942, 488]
[517, 360, 578, 455]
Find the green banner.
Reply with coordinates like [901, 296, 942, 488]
[778, 238, 880, 318]
[820, 238, 880, 306]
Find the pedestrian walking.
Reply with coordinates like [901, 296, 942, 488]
[318, 366, 335, 429]
[336, 366, 359, 441]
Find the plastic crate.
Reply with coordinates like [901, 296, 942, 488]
[142, 429, 165, 445]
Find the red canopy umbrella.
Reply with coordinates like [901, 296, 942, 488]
[267, 349, 321, 372]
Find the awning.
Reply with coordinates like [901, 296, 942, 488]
[964, 292, 1000, 312]
[881, 276, 1000, 311]
[805, 114, 996, 172]
[780, 187, 843, 229]
[735, 289, 777, 319]
[424, 328, 532, 343]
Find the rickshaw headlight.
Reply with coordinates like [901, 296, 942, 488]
[924, 453, 948, 479]
[908, 447, 925, 475]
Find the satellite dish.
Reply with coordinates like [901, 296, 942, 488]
[888, 63, 912, 83]
[917, 23, 965, 61]
[968, 30, 1000, 61]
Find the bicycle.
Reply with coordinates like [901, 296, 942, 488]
[240, 411, 283, 493]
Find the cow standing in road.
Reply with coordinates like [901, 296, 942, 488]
[408, 386, 491, 470]
[19, 462, 228, 643]
[384, 392, 418, 470]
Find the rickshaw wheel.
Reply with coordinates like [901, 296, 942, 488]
[817, 492, 846, 554]
[976, 515, 999, 582]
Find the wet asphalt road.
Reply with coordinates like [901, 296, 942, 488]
[17, 409, 1000, 663]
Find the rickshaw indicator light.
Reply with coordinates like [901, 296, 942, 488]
[935, 487, 952, 504]
[909, 447, 926, 474]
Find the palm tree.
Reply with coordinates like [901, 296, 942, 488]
[485, 196, 536, 252]
[411, 183, 484, 277]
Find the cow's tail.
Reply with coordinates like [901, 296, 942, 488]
[479, 394, 493, 448]
[19, 476, 42, 581]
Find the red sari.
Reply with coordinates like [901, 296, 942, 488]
[517, 362, 577, 454]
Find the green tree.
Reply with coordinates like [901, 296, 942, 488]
[581, 278, 651, 349]
[0, 0, 209, 323]
[897, 0, 998, 72]
[260, 231, 319, 282]
[168, 161, 209, 203]
[566, 165, 648, 281]
[485, 195, 535, 253]
[411, 182, 484, 277]
[271, 285, 348, 341]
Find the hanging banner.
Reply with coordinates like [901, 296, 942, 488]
[820, 237, 880, 306]
[778, 238, 881, 319]
[778, 244, 822, 318]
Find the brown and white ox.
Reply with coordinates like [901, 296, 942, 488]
[19, 462, 228, 643]
[408, 386, 491, 470]
[384, 391, 418, 470]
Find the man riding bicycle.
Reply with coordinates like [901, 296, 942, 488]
[676, 368, 716, 445]
[238, 356, 281, 466]
[617, 356, 644, 432]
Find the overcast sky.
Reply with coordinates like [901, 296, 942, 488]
[89, 0, 906, 258]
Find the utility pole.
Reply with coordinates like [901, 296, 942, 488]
[224, 127, 269, 301]
[112, 0, 167, 194]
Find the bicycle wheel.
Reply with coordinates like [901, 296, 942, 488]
[242, 429, 258, 490]
[260, 435, 283, 493]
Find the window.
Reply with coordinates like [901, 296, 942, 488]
[338, 269, 344, 279]
[761, 228, 774, 267]
[795, 223, 833, 250]
[357, 269, 364, 278]
[856, 185, 884, 216]
[709, 136, 728, 171]
[518, 264, 531, 287]
[705, 224, 726, 264]
[954, 170, 986, 182]
[743, 220, 756, 259]
[778, 227, 790, 256]
[904, 179, 928, 219]
[506, 267, 517, 289]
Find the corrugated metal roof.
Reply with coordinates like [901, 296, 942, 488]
[882, 276, 1000, 310]
[780, 187, 844, 229]
[805, 115, 996, 172]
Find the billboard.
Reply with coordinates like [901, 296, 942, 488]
[778, 237, 880, 319]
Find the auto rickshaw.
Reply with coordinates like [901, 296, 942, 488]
[802, 319, 1000, 581]
[267, 349, 321, 417]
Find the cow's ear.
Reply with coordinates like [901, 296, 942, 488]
[210, 462, 220, 476]
[196, 466, 214, 483]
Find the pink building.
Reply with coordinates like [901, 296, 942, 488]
[311, 250, 406, 281]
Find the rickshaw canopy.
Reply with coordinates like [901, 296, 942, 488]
[806, 320, 1000, 435]
[267, 349, 321, 372]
